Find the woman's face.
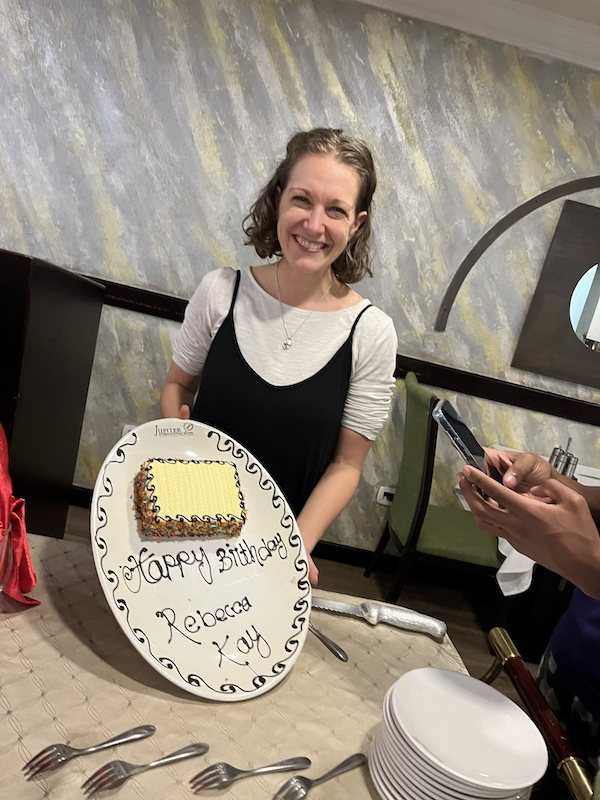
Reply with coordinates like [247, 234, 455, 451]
[276, 154, 367, 277]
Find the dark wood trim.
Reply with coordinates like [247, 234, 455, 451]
[79, 273, 600, 427]
[80, 274, 187, 322]
[396, 354, 600, 426]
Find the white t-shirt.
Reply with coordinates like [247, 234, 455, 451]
[172, 267, 398, 441]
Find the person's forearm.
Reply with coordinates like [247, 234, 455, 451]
[160, 362, 202, 419]
[160, 382, 195, 418]
[577, 566, 600, 601]
[565, 546, 600, 600]
[296, 462, 362, 553]
[554, 472, 600, 524]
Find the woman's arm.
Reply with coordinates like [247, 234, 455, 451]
[160, 362, 201, 419]
[297, 426, 372, 584]
[162, 269, 233, 419]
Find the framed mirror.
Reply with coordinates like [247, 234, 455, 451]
[512, 200, 600, 389]
[570, 264, 600, 352]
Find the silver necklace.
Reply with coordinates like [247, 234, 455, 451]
[275, 262, 333, 350]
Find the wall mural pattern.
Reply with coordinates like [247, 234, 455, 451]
[1, 0, 600, 548]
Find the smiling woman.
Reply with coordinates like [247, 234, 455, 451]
[160, 129, 398, 584]
[274, 154, 365, 284]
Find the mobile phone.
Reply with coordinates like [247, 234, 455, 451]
[432, 399, 503, 483]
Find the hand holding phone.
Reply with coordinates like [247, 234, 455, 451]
[432, 399, 504, 485]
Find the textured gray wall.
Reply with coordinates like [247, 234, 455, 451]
[1, 0, 600, 547]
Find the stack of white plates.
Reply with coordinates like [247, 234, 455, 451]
[369, 668, 548, 800]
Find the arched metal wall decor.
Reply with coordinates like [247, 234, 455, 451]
[434, 176, 600, 331]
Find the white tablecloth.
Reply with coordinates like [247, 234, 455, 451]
[1, 534, 466, 800]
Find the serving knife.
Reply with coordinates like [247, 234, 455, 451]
[311, 597, 447, 641]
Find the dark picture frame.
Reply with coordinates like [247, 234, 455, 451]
[512, 200, 600, 390]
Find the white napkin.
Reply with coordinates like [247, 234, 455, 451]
[496, 538, 536, 596]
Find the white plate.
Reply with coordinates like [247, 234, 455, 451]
[378, 736, 531, 800]
[381, 687, 535, 800]
[91, 419, 310, 701]
[377, 735, 439, 800]
[384, 685, 535, 799]
[382, 693, 515, 798]
[378, 724, 523, 800]
[369, 735, 405, 800]
[388, 669, 547, 791]
[378, 727, 467, 800]
[374, 735, 424, 800]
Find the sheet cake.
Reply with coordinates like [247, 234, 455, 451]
[134, 457, 246, 537]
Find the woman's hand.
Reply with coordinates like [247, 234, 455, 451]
[296, 427, 372, 585]
[307, 554, 319, 585]
[458, 467, 600, 600]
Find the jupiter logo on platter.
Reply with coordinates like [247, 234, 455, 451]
[154, 422, 194, 437]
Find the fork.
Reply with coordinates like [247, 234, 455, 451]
[190, 756, 311, 792]
[22, 725, 156, 781]
[81, 742, 209, 795]
[271, 753, 367, 800]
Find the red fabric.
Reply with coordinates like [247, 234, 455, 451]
[0, 423, 39, 605]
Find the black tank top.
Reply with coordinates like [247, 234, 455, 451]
[191, 271, 371, 516]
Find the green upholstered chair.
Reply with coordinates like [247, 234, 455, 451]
[365, 372, 504, 604]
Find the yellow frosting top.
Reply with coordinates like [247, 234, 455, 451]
[149, 460, 243, 520]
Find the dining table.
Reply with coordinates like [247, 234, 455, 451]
[1, 533, 467, 800]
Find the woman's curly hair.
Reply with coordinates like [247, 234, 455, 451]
[243, 128, 377, 284]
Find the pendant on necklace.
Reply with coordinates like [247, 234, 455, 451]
[282, 338, 293, 350]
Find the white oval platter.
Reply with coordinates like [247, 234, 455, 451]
[91, 418, 310, 701]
